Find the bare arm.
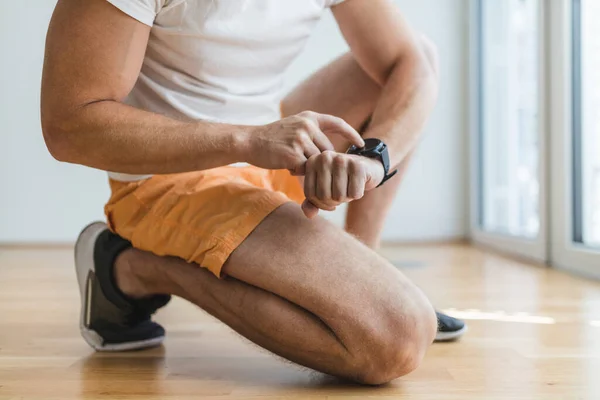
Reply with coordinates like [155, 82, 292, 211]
[332, 0, 439, 168]
[41, 0, 364, 175]
[41, 0, 249, 174]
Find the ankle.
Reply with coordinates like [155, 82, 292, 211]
[114, 248, 154, 299]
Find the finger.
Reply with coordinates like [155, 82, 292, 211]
[302, 137, 321, 159]
[348, 160, 367, 200]
[313, 113, 365, 148]
[304, 156, 317, 201]
[307, 200, 336, 213]
[301, 199, 320, 219]
[310, 128, 335, 153]
[291, 154, 308, 176]
[316, 153, 333, 205]
[305, 154, 336, 211]
[332, 156, 349, 202]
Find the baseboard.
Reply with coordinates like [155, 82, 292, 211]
[469, 240, 549, 268]
[380, 237, 468, 247]
[0, 242, 75, 249]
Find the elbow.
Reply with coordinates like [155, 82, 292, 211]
[41, 117, 76, 163]
[396, 33, 440, 105]
[385, 33, 439, 95]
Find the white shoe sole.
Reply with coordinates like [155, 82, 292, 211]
[74, 222, 164, 352]
[434, 325, 468, 342]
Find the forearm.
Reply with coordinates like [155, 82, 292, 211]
[43, 100, 250, 174]
[363, 52, 438, 168]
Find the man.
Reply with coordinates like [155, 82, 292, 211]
[41, 0, 466, 385]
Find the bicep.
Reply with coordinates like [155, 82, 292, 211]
[41, 0, 151, 121]
[331, 0, 420, 86]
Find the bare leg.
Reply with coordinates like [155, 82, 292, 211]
[115, 203, 437, 384]
[345, 149, 413, 248]
[282, 36, 439, 248]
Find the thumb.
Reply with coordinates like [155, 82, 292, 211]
[290, 158, 308, 176]
[301, 199, 320, 219]
[363, 157, 386, 191]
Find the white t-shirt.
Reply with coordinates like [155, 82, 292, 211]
[105, 0, 346, 181]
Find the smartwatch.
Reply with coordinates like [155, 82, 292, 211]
[346, 138, 398, 188]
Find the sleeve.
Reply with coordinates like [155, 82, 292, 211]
[325, 0, 348, 7]
[105, 0, 165, 27]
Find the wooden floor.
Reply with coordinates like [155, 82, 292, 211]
[1, 244, 600, 399]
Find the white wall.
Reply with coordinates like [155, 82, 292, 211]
[0, 0, 468, 243]
[286, 0, 469, 241]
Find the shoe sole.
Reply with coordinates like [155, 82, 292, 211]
[434, 325, 468, 342]
[74, 221, 165, 352]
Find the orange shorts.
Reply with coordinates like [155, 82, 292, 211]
[104, 166, 304, 277]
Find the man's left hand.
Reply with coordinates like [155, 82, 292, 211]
[301, 151, 384, 219]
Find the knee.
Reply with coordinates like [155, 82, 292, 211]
[353, 345, 425, 385]
[350, 298, 437, 385]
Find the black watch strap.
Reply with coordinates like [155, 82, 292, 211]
[377, 169, 398, 188]
[346, 138, 398, 188]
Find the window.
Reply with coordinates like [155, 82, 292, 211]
[479, 0, 540, 238]
[574, 0, 600, 248]
[472, 0, 600, 275]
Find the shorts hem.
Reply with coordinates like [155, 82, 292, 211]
[200, 192, 291, 278]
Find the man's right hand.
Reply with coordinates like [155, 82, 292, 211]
[244, 111, 365, 175]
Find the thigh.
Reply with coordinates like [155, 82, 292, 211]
[222, 202, 435, 351]
[282, 53, 381, 151]
[105, 168, 295, 278]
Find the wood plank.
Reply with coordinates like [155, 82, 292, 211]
[1, 244, 599, 399]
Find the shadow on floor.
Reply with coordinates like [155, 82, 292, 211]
[75, 346, 395, 396]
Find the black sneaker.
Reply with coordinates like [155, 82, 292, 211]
[435, 311, 467, 342]
[74, 222, 170, 351]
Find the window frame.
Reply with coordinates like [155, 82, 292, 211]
[469, 0, 549, 263]
[549, 0, 600, 278]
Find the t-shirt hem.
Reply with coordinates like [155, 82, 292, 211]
[327, 0, 347, 8]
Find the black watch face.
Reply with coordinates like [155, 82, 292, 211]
[362, 138, 384, 152]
